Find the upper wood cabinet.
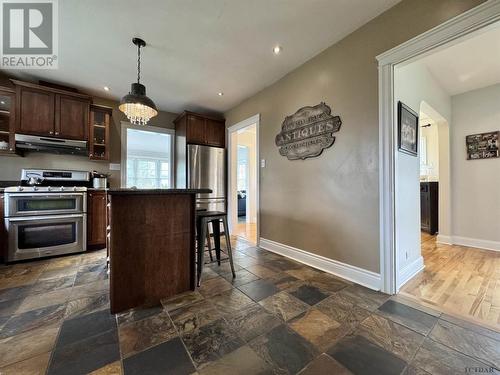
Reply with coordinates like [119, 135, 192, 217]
[175, 111, 225, 148]
[56, 95, 89, 140]
[13, 80, 91, 140]
[0, 87, 17, 155]
[17, 87, 55, 136]
[89, 104, 112, 161]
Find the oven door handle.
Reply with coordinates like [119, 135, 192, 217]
[5, 193, 85, 198]
[7, 214, 85, 222]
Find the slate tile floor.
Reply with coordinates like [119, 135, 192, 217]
[0, 239, 499, 374]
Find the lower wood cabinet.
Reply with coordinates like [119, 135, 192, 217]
[420, 181, 439, 235]
[87, 191, 107, 248]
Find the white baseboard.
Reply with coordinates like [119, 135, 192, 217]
[451, 236, 500, 252]
[259, 238, 381, 291]
[436, 234, 452, 244]
[397, 256, 424, 290]
[437, 235, 500, 252]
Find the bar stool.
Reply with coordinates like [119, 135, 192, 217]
[196, 211, 236, 287]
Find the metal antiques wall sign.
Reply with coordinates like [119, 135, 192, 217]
[275, 102, 341, 160]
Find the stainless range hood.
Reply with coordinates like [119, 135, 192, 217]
[15, 134, 88, 156]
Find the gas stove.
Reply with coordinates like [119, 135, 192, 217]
[4, 168, 90, 262]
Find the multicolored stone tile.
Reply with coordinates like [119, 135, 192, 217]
[238, 279, 280, 302]
[289, 309, 345, 351]
[356, 314, 425, 361]
[169, 299, 222, 335]
[327, 334, 407, 375]
[182, 318, 244, 367]
[123, 337, 195, 375]
[298, 353, 352, 375]
[118, 311, 177, 357]
[259, 291, 309, 321]
[161, 290, 204, 312]
[249, 324, 317, 375]
[0, 323, 59, 367]
[0, 303, 66, 338]
[377, 300, 438, 335]
[198, 345, 272, 375]
[287, 283, 329, 306]
[226, 303, 281, 342]
[0, 351, 51, 375]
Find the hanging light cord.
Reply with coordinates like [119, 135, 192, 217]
[137, 44, 141, 84]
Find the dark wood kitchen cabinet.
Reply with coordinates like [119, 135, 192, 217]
[87, 190, 107, 248]
[56, 95, 89, 140]
[175, 111, 225, 148]
[89, 105, 112, 161]
[13, 80, 91, 140]
[17, 86, 54, 136]
[420, 181, 439, 235]
[0, 193, 6, 262]
[0, 87, 17, 156]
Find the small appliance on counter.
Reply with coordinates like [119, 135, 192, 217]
[3, 168, 91, 262]
[91, 171, 109, 189]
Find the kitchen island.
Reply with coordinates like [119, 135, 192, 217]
[107, 188, 211, 313]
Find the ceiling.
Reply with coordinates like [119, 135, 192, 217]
[5, 0, 400, 114]
[417, 23, 500, 96]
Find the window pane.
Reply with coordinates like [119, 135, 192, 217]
[126, 128, 172, 189]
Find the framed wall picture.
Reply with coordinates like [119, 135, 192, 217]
[466, 131, 499, 160]
[398, 101, 419, 156]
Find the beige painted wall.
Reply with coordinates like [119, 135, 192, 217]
[225, 0, 483, 273]
[451, 83, 500, 244]
[0, 74, 177, 187]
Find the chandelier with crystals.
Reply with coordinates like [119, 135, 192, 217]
[119, 38, 158, 125]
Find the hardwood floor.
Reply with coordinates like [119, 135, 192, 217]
[400, 233, 500, 330]
[234, 219, 257, 244]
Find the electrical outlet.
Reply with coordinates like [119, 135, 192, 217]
[260, 159, 266, 168]
[405, 251, 408, 259]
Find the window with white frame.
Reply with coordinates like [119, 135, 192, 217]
[122, 123, 174, 189]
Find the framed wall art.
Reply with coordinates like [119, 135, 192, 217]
[398, 101, 419, 156]
[466, 131, 499, 160]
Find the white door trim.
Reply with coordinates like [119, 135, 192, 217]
[227, 114, 261, 245]
[376, 0, 500, 294]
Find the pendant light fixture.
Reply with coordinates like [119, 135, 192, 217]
[119, 38, 158, 125]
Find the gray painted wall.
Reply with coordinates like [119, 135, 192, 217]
[225, 0, 484, 273]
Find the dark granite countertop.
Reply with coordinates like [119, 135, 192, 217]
[107, 188, 212, 195]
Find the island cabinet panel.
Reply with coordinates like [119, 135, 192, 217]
[0, 194, 6, 262]
[87, 191, 107, 248]
[108, 193, 195, 313]
[55, 95, 89, 140]
[17, 87, 55, 136]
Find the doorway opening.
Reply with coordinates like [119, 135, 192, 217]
[228, 115, 259, 245]
[381, 10, 500, 329]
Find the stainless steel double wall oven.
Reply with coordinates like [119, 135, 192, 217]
[4, 169, 90, 262]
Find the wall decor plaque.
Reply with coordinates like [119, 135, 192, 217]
[275, 102, 341, 160]
[466, 131, 499, 160]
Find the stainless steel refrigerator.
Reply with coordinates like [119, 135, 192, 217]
[185, 144, 226, 212]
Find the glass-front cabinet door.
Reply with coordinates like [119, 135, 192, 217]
[89, 104, 112, 161]
[0, 88, 16, 155]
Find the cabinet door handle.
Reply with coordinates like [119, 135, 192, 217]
[49, 131, 54, 135]
[55, 131, 59, 135]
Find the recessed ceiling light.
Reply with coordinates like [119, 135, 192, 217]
[103, 86, 110, 91]
[218, 92, 224, 96]
[273, 45, 282, 55]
